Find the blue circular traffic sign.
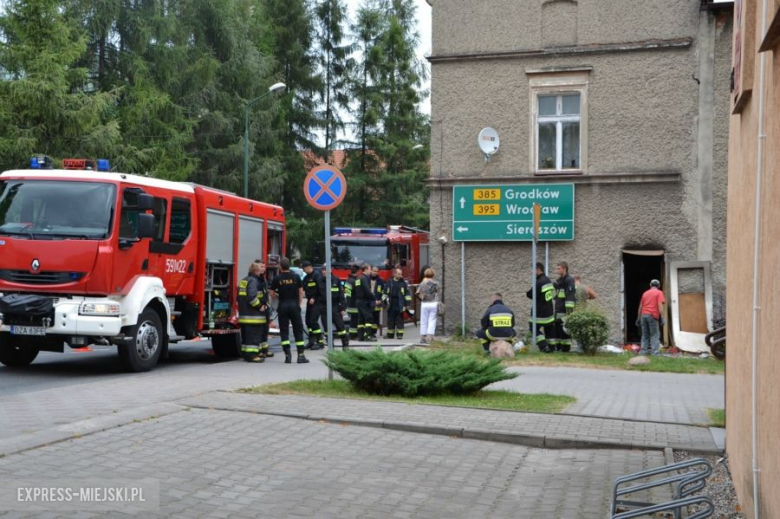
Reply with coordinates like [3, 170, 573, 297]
[304, 165, 347, 211]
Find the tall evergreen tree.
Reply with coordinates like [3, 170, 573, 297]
[342, 0, 386, 225]
[314, 0, 352, 153]
[261, 0, 322, 252]
[0, 0, 119, 171]
[372, 0, 429, 228]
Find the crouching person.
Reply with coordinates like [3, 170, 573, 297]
[475, 293, 516, 354]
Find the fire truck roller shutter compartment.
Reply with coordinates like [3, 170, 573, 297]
[206, 210, 235, 264]
[238, 216, 264, 281]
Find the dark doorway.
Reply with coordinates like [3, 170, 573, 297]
[623, 251, 665, 343]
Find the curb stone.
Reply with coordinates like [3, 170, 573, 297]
[182, 402, 723, 454]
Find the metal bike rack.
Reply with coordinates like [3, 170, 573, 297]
[610, 458, 713, 519]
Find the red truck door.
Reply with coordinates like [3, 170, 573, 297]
[150, 196, 197, 296]
[113, 187, 153, 294]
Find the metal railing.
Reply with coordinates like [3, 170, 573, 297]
[610, 458, 713, 519]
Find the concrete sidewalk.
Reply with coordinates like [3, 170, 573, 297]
[178, 391, 720, 454]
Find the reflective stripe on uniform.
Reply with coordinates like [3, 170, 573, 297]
[239, 316, 267, 324]
[241, 345, 259, 353]
[528, 316, 555, 325]
[488, 313, 513, 327]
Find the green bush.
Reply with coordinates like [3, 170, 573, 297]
[323, 348, 518, 397]
[565, 309, 610, 356]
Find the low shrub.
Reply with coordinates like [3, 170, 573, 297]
[565, 309, 610, 356]
[323, 348, 518, 397]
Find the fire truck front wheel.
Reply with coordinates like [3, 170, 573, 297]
[0, 334, 40, 367]
[118, 308, 164, 372]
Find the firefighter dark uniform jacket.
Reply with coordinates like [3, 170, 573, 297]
[344, 274, 358, 309]
[356, 273, 374, 305]
[238, 274, 268, 325]
[319, 273, 346, 310]
[526, 273, 555, 325]
[303, 271, 322, 302]
[479, 300, 516, 340]
[370, 275, 385, 309]
[554, 273, 576, 318]
[385, 278, 412, 310]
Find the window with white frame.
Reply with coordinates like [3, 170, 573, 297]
[537, 93, 581, 171]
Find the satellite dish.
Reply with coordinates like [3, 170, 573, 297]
[478, 127, 500, 162]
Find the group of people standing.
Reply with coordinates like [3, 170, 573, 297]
[476, 261, 597, 354]
[237, 258, 417, 364]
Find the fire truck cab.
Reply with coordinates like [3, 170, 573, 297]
[0, 159, 285, 371]
[330, 226, 429, 283]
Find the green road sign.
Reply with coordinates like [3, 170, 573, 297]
[452, 184, 575, 242]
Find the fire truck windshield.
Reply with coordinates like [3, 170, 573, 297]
[0, 180, 116, 240]
[331, 240, 389, 268]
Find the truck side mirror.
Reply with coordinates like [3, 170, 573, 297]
[138, 194, 154, 211]
[137, 213, 155, 239]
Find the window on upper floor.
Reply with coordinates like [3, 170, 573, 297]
[527, 69, 590, 175]
[537, 93, 581, 171]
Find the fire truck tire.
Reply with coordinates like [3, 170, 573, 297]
[0, 334, 39, 367]
[211, 333, 242, 358]
[118, 308, 164, 372]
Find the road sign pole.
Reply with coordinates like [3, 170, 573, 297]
[461, 241, 466, 336]
[545, 242, 550, 275]
[304, 165, 346, 380]
[325, 210, 334, 381]
[531, 203, 541, 350]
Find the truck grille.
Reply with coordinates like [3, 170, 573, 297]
[0, 270, 86, 285]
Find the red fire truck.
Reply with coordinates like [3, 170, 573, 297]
[0, 158, 286, 371]
[330, 226, 429, 283]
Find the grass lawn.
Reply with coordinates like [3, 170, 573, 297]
[707, 408, 726, 427]
[432, 339, 725, 375]
[242, 379, 576, 414]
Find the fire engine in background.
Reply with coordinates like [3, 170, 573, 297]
[330, 226, 429, 283]
[0, 157, 286, 371]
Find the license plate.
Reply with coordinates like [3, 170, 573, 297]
[10, 325, 46, 336]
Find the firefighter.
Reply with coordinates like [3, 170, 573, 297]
[476, 293, 516, 354]
[551, 261, 576, 352]
[526, 262, 556, 353]
[301, 261, 324, 350]
[238, 261, 270, 362]
[318, 266, 350, 349]
[355, 264, 376, 342]
[384, 267, 412, 339]
[343, 265, 360, 340]
[269, 257, 309, 364]
[369, 266, 385, 340]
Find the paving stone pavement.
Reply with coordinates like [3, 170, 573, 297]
[495, 367, 724, 425]
[179, 392, 719, 453]
[0, 408, 671, 519]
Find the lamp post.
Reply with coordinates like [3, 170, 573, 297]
[243, 82, 286, 198]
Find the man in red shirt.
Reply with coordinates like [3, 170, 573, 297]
[637, 279, 666, 355]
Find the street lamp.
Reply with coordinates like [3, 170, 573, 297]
[243, 82, 286, 198]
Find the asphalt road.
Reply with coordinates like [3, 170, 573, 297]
[0, 338, 284, 398]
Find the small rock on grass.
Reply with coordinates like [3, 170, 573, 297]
[489, 340, 515, 359]
[628, 356, 651, 366]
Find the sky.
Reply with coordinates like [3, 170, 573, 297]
[343, 0, 433, 116]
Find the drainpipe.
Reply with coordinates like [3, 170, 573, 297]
[750, 0, 770, 516]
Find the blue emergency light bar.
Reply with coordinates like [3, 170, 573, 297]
[30, 156, 54, 169]
[97, 159, 110, 172]
[334, 227, 388, 235]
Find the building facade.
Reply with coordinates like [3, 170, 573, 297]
[726, 0, 780, 516]
[426, 0, 733, 345]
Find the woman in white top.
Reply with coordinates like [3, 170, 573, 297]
[416, 268, 440, 343]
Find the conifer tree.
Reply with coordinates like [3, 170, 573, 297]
[314, 0, 352, 153]
[0, 0, 119, 170]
